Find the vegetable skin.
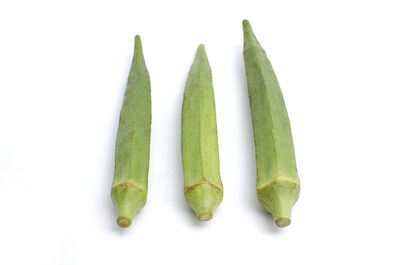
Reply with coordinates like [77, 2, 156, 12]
[111, 35, 151, 228]
[242, 20, 300, 227]
[181, 44, 223, 221]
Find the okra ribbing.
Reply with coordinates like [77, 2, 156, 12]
[181, 44, 223, 221]
[111, 35, 151, 228]
[242, 20, 300, 227]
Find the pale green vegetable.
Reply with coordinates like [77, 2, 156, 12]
[242, 20, 300, 227]
[111, 35, 151, 228]
[181, 44, 223, 221]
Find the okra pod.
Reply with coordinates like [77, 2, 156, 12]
[181, 44, 223, 221]
[242, 20, 300, 227]
[111, 35, 151, 228]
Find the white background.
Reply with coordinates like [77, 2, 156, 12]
[0, 0, 399, 264]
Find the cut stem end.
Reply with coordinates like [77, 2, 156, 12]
[184, 183, 223, 222]
[275, 218, 291, 227]
[197, 212, 213, 221]
[117, 216, 132, 228]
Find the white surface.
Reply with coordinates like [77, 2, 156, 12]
[0, 0, 399, 264]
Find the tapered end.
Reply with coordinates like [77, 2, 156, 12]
[197, 43, 205, 52]
[242, 19, 251, 29]
[111, 184, 147, 228]
[257, 181, 299, 228]
[242, 19, 262, 50]
[134, 35, 142, 50]
[185, 183, 223, 221]
[133, 35, 145, 60]
[193, 43, 209, 65]
[185, 43, 212, 83]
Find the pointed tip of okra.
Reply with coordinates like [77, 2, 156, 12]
[197, 43, 205, 51]
[257, 180, 300, 228]
[242, 19, 250, 28]
[242, 19, 253, 36]
[195, 43, 208, 61]
[134, 35, 143, 55]
[134, 35, 142, 46]
[111, 183, 147, 228]
[185, 183, 223, 221]
[242, 19, 262, 50]
[189, 43, 210, 71]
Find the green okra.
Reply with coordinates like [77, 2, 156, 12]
[181, 44, 223, 221]
[111, 35, 151, 228]
[242, 20, 300, 227]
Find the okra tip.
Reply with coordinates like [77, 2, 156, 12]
[134, 35, 141, 44]
[195, 43, 207, 59]
[242, 19, 261, 50]
[191, 43, 210, 69]
[134, 35, 143, 54]
[242, 19, 253, 34]
[242, 19, 250, 27]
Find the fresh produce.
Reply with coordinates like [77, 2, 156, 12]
[111, 35, 151, 228]
[242, 20, 300, 227]
[181, 44, 223, 221]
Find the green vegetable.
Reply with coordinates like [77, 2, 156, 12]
[111, 35, 151, 228]
[181, 44, 223, 221]
[242, 20, 300, 227]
